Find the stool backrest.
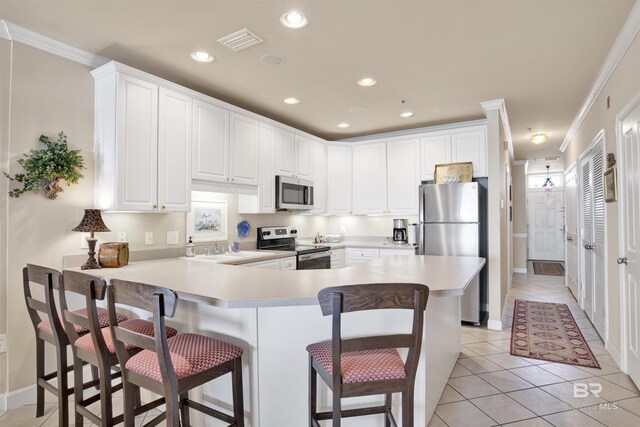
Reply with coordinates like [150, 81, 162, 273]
[107, 279, 178, 384]
[317, 283, 429, 391]
[23, 264, 66, 344]
[60, 270, 109, 359]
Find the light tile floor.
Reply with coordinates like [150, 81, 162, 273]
[2, 271, 639, 426]
[431, 271, 640, 427]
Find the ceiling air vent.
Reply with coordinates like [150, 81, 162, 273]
[217, 28, 264, 52]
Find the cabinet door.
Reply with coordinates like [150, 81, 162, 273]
[229, 113, 259, 185]
[327, 146, 352, 214]
[259, 123, 276, 213]
[352, 143, 387, 214]
[275, 128, 295, 177]
[192, 99, 229, 182]
[451, 128, 487, 177]
[116, 74, 158, 211]
[310, 141, 326, 214]
[420, 134, 451, 181]
[387, 138, 420, 214]
[158, 88, 191, 212]
[294, 135, 311, 179]
[245, 259, 281, 269]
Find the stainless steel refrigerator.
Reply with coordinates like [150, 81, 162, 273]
[418, 182, 487, 324]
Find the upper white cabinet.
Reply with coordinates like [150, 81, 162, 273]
[310, 141, 327, 214]
[420, 126, 487, 180]
[387, 138, 420, 214]
[352, 142, 387, 214]
[275, 129, 311, 180]
[92, 65, 191, 212]
[327, 145, 352, 214]
[258, 123, 277, 213]
[229, 113, 259, 185]
[192, 100, 229, 182]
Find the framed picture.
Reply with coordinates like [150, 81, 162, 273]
[186, 200, 228, 242]
[604, 167, 617, 203]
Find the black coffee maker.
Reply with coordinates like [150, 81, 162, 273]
[393, 218, 408, 244]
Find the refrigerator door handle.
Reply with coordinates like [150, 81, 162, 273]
[418, 185, 425, 223]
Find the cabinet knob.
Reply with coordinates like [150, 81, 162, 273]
[232, 178, 235, 182]
[161, 205, 166, 209]
[152, 204, 157, 209]
[227, 178, 230, 181]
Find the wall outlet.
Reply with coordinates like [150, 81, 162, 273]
[167, 231, 179, 245]
[80, 233, 89, 249]
[0, 334, 7, 353]
[340, 224, 346, 234]
[145, 232, 153, 246]
[117, 232, 127, 242]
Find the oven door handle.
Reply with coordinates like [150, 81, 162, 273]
[298, 252, 329, 261]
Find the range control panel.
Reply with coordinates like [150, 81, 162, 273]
[258, 226, 298, 240]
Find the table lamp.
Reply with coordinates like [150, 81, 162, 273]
[73, 209, 110, 270]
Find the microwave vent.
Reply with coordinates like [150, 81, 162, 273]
[217, 28, 264, 51]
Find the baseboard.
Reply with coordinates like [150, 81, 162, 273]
[0, 391, 6, 412]
[487, 319, 502, 331]
[606, 340, 622, 369]
[513, 268, 528, 274]
[4, 384, 35, 410]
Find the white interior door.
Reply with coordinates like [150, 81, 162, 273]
[619, 101, 640, 387]
[565, 168, 579, 299]
[528, 189, 565, 261]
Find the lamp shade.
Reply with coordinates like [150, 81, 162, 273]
[72, 209, 110, 233]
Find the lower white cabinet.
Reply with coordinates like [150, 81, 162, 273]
[280, 256, 297, 270]
[380, 248, 417, 256]
[345, 248, 380, 266]
[330, 249, 345, 269]
[243, 256, 297, 270]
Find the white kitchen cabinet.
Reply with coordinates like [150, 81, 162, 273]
[327, 145, 352, 214]
[191, 99, 229, 183]
[379, 248, 417, 256]
[280, 256, 297, 270]
[92, 66, 191, 212]
[258, 123, 276, 213]
[275, 129, 311, 180]
[420, 134, 451, 181]
[330, 249, 345, 269]
[229, 112, 259, 186]
[345, 248, 380, 266]
[243, 259, 281, 269]
[387, 138, 420, 214]
[451, 128, 487, 177]
[352, 142, 387, 214]
[294, 135, 311, 180]
[310, 141, 327, 214]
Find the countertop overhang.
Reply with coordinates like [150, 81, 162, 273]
[69, 255, 485, 309]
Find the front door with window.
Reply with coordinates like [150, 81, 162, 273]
[528, 189, 565, 261]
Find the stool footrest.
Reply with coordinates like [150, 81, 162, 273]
[184, 399, 235, 424]
[315, 405, 390, 420]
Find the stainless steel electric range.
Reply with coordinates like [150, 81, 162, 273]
[256, 226, 330, 270]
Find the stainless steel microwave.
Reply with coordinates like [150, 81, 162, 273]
[276, 175, 314, 210]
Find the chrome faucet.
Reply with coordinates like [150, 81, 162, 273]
[204, 247, 210, 256]
[214, 242, 219, 254]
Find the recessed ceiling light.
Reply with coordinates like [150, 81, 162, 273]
[530, 133, 548, 144]
[400, 112, 414, 118]
[261, 54, 285, 65]
[357, 77, 377, 87]
[350, 106, 367, 113]
[337, 123, 350, 128]
[190, 51, 215, 63]
[284, 97, 300, 105]
[280, 11, 308, 29]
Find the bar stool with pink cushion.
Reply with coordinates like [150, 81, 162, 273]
[107, 278, 245, 427]
[307, 283, 429, 427]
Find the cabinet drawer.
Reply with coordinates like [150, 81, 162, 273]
[330, 249, 344, 261]
[244, 259, 280, 269]
[280, 256, 297, 270]
[345, 248, 380, 259]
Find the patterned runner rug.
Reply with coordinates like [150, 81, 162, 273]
[532, 261, 565, 276]
[511, 299, 600, 368]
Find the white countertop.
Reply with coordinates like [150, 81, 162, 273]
[72, 255, 485, 309]
[297, 240, 418, 250]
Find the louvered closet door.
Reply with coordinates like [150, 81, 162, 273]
[565, 168, 579, 299]
[582, 159, 594, 320]
[592, 150, 606, 337]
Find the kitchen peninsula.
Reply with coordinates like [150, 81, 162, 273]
[76, 254, 485, 427]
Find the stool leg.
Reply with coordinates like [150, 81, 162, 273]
[91, 366, 100, 390]
[35, 338, 45, 418]
[385, 393, 392, 427]
[122, 380, 136, 427]
[309, 357, 317, 427]
[232, 357, 244, 427]
[402, 390, 414, 427]
[56, 344, 69, 427]
[179, 392, 190, 427]
[166, 394, 180, 427]
[74, 358, 84, 427]
[332, 386, 341, 427]
[99, 368, 113, 427]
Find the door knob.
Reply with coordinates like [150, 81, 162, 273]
[567, 237, 573, 241]
[617, 257, 628, 265]
[584, 244, 594, 250]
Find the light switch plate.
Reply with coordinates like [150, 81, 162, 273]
[167, 231, 179, 245]
[117, 232, 127, 242]
[145, 232, 153, 246]
[340, 224, 346, 234]
[0, 334, 7, 353]
[80, 233, 89, 249]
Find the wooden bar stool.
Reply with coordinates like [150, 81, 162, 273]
[107, 278, 245, 427]
[307, 283, 429, 427]
[61, 270, 173, 426]
[23, 264, 103, 426]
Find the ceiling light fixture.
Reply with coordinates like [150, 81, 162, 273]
[190, 51, 215, 63]
[357, 77, 377, 87]
[283, 97, 300, 105]
[280, 11, 308, 29]
[400, 112, 414, 118]
[337, 123, 350, 128]
[530, 132, 548, 144]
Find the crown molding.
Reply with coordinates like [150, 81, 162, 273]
[480, 98, 514, 161]
[0, 20, 109, 68]
[560, 0, 640, 153]
[339, 118, 487, 143]
[512, 160, 527, 166]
